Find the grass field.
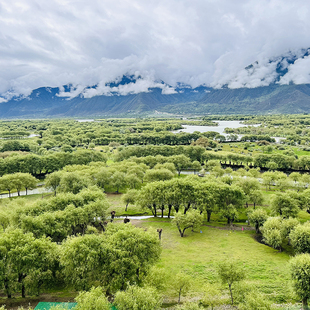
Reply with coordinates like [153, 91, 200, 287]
[107, 194, 295, 305]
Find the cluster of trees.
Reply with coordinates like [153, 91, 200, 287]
[0, 172, 37, 196]
[44, 157, 202, 196]
[137, 176, 245, 227]
[203, 149, 310, 172]
[0, 177, 162, 299]
[248, 187, 310, 255]
[0, 150, 107, 176]
[115, 145, 207, 163]
[0, 224, 161, 299]
[0, 187, 109, 241]
[43, 258, 274, 310]
[0, 119, 218, 152]
[222, 114, 310, 145]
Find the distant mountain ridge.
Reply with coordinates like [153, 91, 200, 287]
[1, 83, 310, 118]
[2, 49, 310, 117]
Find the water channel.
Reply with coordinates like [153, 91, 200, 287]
[174, 120, 283, 142]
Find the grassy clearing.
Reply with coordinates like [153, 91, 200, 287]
[106, 193, 150, 216]
[138, 218, 293, 303]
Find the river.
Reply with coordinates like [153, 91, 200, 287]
[173, 120, 260, 136]
[173, 120, 283, 142]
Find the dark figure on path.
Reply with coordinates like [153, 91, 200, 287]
[124, 216, 130, 224]
[157, 228, 163, 240]
[110, 211, 116, 223]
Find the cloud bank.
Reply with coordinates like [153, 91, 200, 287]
[1, 0, 310, 100]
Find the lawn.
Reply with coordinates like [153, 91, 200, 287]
[138, 218, 293, 304]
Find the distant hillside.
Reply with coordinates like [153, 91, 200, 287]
[1, 83, 310, 118]
[2, 49, 310, 118]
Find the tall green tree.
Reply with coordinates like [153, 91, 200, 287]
[217, 260, 246, 305]
[290, 253, 310, 310]
[172, 210, 204, 237]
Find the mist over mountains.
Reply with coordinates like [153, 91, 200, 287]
[2, 49, 310, 118]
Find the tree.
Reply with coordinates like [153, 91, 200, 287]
[110, 171, 127, 193]
[75, 286, 110, 310]
[261, 217, 283, 250]
[248, 209, 268, 234]
[143, 267, 171, 292]
[191, 161, 201, 174]
[172, 210, 204, 237]
[58, 172, 91, 194]
[45, 171, 63, 195]
[103, 224, 161, 293]
[172, 272, 192, 303]
[125, 173, 142, 189]
[114, 285, 162, 310]
[144, 169, 174, 182]
[262, 171, 277, 191]
[168, 155, 191, 175]
[94, 168, 111, 191]
[271, 193, 299, 218]
[0, 174, 15, 198]
[290, 253, 310, 310]
[218, 184, 245, 225]
[0, 228, 57, 298]
[290, 224, 310, 254]
[195, 182, 220, 222]
[235, 177, 260, 208]
[290, 172, 301, 184]
[217, 260, 245, 305]
[249, 190, 264, 209]
[21, 173, 38, 195]
[121, 189, 138, 211]
[60, 234, 105, 290]
[61, 225, 161, 293]
[201, 283, 224, 310]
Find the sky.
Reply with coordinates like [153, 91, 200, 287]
[1, 0, 310, 100]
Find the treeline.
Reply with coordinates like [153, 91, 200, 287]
[115, 145, 206, 163]
[137, 177, 245, 225]
[205, 150, 310, 171]
[0, 150, 107, 176]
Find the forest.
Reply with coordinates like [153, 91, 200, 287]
[1, 115, 310, 309]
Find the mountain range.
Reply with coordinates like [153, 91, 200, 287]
[2, 50, 310, 118]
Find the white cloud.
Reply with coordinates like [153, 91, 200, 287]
[0, 0, 310, 100]
[279, 56, 310, 85]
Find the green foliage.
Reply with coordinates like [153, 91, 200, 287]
[290, 223, 310, 254]
[114, 285, 162, 310]
[144, 168, 174, 182]
[75, 287, 110, 310]
[248, 208, 268, 233]
[60, 224, 161, 293]
[0, 228, 58, 298]
[58, 172, 91, 194]
[271, 192, 299, 218]
[172, 210, 204, 237]
[217, 259, 246, 305]
[121, 189, 138, 211]
[238, 292, 274, 310]
[201, 283, 224, 309]
[172, 272, 192, 303]
[290, 253, 310, 308]
[262, 217, 284, 250]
